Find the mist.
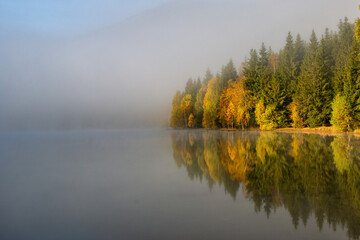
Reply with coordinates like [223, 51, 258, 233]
[0, 0, 358, 130]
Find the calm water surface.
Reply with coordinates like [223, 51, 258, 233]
[0, 129, 359, 240]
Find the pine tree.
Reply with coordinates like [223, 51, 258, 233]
[203, 68, 213, 85]
[278, 32, 297, 93]
[294, 33, 306, 76]
[343, 36, 360, 126]
[333, 18, 354, 94]
[194, 84, 207, 127]
[219, 59, 237, 91]
[296, 30, 332, 127]
[261, 72, 290, 127]
[244, 49, 260, 95]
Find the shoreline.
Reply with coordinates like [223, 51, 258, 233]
[175, 126, 360, 136]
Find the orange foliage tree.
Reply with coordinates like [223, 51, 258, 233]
[218, 78, 252, 129]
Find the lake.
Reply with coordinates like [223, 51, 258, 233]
[0, 129, 359, 240]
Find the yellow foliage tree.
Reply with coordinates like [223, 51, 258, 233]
[188, 113, 196, 128]
[218, 78, 252, 129]
[203, 78, 220, 128]
[289, 100, 303, 128]
[226, 101, 236, 128]
[255, 100, 266, 128]
[180, 94, 192, 128]
[170, 91, 184, 128]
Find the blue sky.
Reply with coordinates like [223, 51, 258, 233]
[0, 0, 169, 35]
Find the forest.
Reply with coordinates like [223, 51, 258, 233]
[170, 17, 360, 132]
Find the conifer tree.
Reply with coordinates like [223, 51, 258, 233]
[333, 18, 354, 94]
[278, 32, 297, 93]
[194, 84, 207, 127]
[294, 33, 306, 76]
[244, 49, 260, 95]
[343, 36, 360, 126]
[203, 68, 213, 85]
[219, 59, 237, 91]
[296, 30, 332, 127]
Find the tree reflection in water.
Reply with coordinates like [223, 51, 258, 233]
[171, 130, 360, 239]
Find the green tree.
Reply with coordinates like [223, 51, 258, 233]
[170, 91, 184, 127]
[203, 68, 213, 85]
[294, 33, 306, 76]
[278, 32, 297, 92]
[180, 94, 193, 128]
[296, 30, 332, 127]
[203, 78, 220, 128]
[333, 18, 354, 93]
[219, 59, 238, 90]
[343, 26, 360, 127]
[244, 49, 260, 95]
[194, 84, 207, 127]
[330, 94, 352, 131]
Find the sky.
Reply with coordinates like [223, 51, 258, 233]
[0, 0, 170, 35]
[0, 0, 359, 130]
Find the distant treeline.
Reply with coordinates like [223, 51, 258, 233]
[170, 17, 360, 131]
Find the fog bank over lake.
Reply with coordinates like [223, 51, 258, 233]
[0, 0, 358, 130]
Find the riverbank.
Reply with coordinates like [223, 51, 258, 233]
[219, 126, 360, 136]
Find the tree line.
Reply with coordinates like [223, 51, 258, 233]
[170, 17, 360, 131]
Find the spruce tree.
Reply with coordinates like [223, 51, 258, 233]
[219, 59, 237, 90]
[244, 49, 260, 95]
[344, 38, 360, 126]
[294, 33, 306, 76]
[333, 18, 354, 94]
[296, 30, 332, 127]
[279, 32, 297, 93]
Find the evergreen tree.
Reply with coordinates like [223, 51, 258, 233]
[278, 32, 297, 93]
[203, 68, 213, 85]
[185, 78, 201, 101]
[219, 59, 238, 91]
[294, 33, 306, 76]
[244, 49, 260, 95]
[296, 30, 332, 127]
[261, 72, 290, 127]
[333, 18, 354, 93]
[343, 37, 360, 126]
[194, 84, 207, 127]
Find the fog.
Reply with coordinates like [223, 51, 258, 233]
[0, 0, 358, 130]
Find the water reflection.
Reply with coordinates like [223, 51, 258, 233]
[171, 131, 360, 239]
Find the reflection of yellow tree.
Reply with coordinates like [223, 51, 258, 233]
[219, 134, 253, 183]
[331, 135, 353, 173]
[203, 132, 223, 182]
[290, 134, 303, 161]
[256, 132, 280, 165]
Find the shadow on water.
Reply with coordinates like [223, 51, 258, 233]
[171, 130, 360, 240]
